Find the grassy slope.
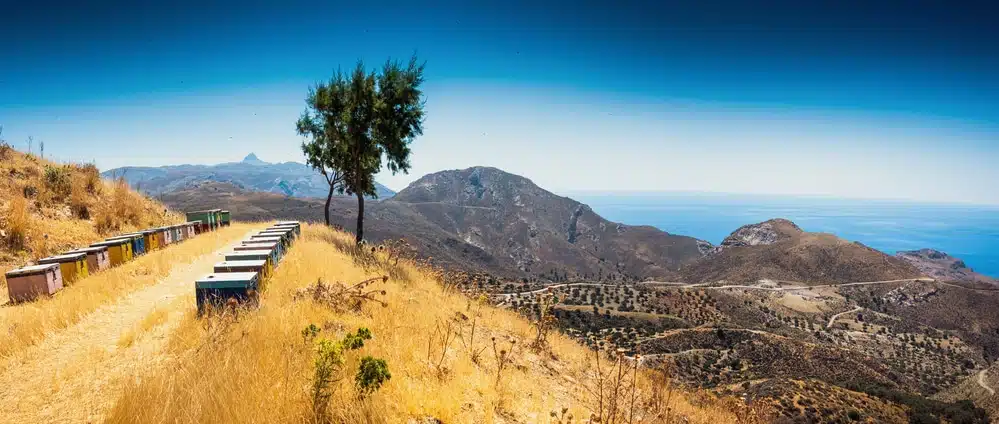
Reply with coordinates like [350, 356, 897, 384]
[0, 146, 181, 284]
[105, 225, 752, 423]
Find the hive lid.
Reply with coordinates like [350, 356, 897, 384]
[91, 239, 130, 247]
[261, 228, 293, 234]
[239, 241, 278, 247]
[107, 234, 140, 241]
[225, 250, 272, 256]
[215, 260, 267, 268]
[38, 252, 87, 263]
[275, 221, 300, 226]
[246, 236, 282, 242]
[5, 263, 59, 277]
[67, 246, 108, 254]
[195, 272, 259, 289]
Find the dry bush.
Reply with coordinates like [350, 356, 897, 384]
[294, 276, 388, 313]
[69, 178, 92, 219]
[3, 194, 29, 250]
[92, 177, 143, 234]
[43, 164, 72, 200]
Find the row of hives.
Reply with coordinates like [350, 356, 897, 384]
[3, 210, 231, 303]
[195, 221, 301, 315]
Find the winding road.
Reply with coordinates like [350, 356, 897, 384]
[494, 277, 938, 302]
[978, 369, 996, 396]
[826, 306, 863, 329]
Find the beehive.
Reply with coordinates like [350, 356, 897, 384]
[272, 222, 301, 237]
[160, 226, 174, 246]
[262, 226, 295, 242]
[5, 263, 63, 302]
[91, 238, 132, 266]
[38, 252, 89, 285]
[138, 229, 159, 251]
[220, 210, 231, 227]
[195, 272, 259, 315]
[224, 250, 276, 276]
[103, 236, 135, 261]
[237, 240, 283, 259]
[110, 234, 145, 257]
[251, 231, 292, 248]
[67, 246, 111, 273]
[185, 211, 217, 233]
[214, 259, 267, 275]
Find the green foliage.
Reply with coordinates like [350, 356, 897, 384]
[302, 323, 321, 343]
[44, 165, 72, 198]
[355, 356, 391, 396]
[310, 327, 376, 420]
[296, 56, 426, 243]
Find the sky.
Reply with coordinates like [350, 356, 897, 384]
[2, 0, 998, 204]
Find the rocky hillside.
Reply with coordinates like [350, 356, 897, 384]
[897, 249, 998, 287]
[681, 218, 923, 284]
[160, 167, 712, 281]
[102, 153, 395, 199]
[386, 167, 709, 280]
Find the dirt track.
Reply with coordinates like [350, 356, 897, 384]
[0, 229, 258, 424]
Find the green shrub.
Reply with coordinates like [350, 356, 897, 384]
[43, 165, 72, 199]
[310, 327, 375, 420]
[355, 356, 391, 396]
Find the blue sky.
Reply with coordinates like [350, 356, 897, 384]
[2, 1, 998, 204]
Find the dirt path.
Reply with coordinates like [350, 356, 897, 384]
[978, 369, 996, 396]
[0, 229, 258, 424]
[827, 306, 862, 329]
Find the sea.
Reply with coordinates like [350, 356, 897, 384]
[570, 192, 999, 278]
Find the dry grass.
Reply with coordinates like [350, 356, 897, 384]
[117, 306, 170, 348]
[104, 224, 744, 424]
[0, 223, 257, 361]
[0, 147, 181, 295]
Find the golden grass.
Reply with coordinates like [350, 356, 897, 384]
[0, 147, 181, 273]
[104, 224, 742, 424]
[117, 306, 170, 348]
[0, 223, 256, 361]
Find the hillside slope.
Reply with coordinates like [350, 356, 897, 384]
[0, 145, 180, 290]
[679, 218, 923, 284]
[160, 166, 712, 282]
[102, 224, 755, 423]
[103, 153, 395, 199]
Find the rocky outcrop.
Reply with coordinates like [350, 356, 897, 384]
[896, 249, 997, 285]
[719, 218, 802, 248]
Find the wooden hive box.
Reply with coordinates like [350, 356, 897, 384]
[273, 221, 301, 234]
[261, 227, 295, 242]
[214, 259, 267, 275]
[224, 250, 276, 276]
[90, 238, 132, 266]
[38, 252, 89, 285]
[5, 263, 63, 302]
[220, 210, 231, 227]
[195, 272, 259, 315]
[67, 246, 111, 273]
[236, 241, 283, 259]
[110, 234, 145, 257]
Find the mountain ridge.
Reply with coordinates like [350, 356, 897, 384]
[101, 153, 396, 199]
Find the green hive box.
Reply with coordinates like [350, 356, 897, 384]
[195, 272, 259, 315]
[237, 240, 283, 259]
[186, 211, 216, 232]
[220, 210, 231, 226]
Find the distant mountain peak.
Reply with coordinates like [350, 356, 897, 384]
[242, 153, 266, 164]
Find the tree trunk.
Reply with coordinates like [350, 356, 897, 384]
[323, 184, 334, 226]
[354, 191, 365, 244]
